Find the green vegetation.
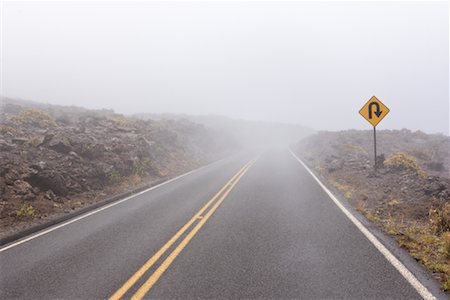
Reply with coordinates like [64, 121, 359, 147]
[133, 158, 152, 176]
[442, 279, 450, 292]
[26, 137, 42, 147]
[107, 169, 122, 184]
[15, 204, 36, 219]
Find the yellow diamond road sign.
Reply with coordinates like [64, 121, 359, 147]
[359, 96, 390, 127]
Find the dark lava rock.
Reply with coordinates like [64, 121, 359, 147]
[12, 138, 28, 145]
[0, 98, 234, 231]
[0, 139, 15, 151]
[26, 170, 68, 196]
[47, 134, 72, 153]
[424, 176, 447, 197]
[426, 161, 446, 172]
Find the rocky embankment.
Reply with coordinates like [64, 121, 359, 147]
[0, 99, 235, 237]
[294, 129, 450, 290]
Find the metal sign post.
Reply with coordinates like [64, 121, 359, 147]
[373, 126, 377, 171]
[359, 96, 390, 171]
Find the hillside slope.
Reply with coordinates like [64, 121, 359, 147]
[0, 98, 236, 236]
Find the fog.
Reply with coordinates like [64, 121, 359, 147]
[1, 1, 449, 134]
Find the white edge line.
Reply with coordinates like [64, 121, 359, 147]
[0, 158, 225, 252]
[288, 148, 436, 300]
[2, 0, 446, 2]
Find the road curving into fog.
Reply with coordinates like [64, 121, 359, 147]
[0, 148, 444, 299]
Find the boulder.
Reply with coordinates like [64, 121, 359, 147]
[80, 143, 105, 159]
[47, 134, 72, 153]
[424, 176, 447, 197]
[30, 161, 47, 171]
[13, 180, 34, 195]
[13, 180, 36, 201]
[26, 170, 68, 196]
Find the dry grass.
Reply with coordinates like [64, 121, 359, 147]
[11, 109, 57, 129]
[322, 171, 450, 290]
[0, 124, 18, 136]
[397, 226, 450, 290]
[429, 202, 450, 235]
[108, 115, 137, 128]
[328, 177, 353, 199]
[384, 152, 427, 178]
[133, 158, 153, 176]
[343, 143, 368, 155]
[355, 199, 368, 214]
[127, 174, 142, 186]
[26, 136, 42, 147]
[360, 207, 450, 291]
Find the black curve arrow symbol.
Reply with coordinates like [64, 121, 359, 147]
[368, 102, 382, 119]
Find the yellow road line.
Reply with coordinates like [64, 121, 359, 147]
[109, 159, 255, 300]
[130, 159, 256, 300]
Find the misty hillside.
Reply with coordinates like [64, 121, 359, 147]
[135, 113, 314, 147]
[0, 98, 236, 235]
[296, 129, 450, 177]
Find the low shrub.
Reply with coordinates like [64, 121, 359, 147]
[429, 203, 450, 234]
[107, 169, 122, 184]
[27, 137, 42, 147]
[11, 109, 57, 129]
[15, 204, 36, 219]
[442, 232, 450, 258]
[384, 152, 426, 177]
[108, 115, 136, 128]
[133, 157, 152, 176]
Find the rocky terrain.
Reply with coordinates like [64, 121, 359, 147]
[294, 129, 450, 290]
[0, 98, 235, 238]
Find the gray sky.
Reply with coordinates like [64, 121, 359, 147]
[1, 1, 449, 134]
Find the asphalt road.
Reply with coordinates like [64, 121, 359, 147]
[0, 148, 444, 299]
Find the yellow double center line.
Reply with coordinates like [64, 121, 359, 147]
[109, 157, 257, 300]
